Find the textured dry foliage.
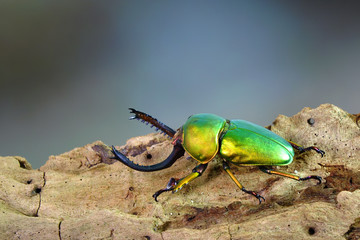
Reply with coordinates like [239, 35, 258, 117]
[0, 104, 359, 240]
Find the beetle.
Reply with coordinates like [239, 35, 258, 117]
[112, 108, 324, 203]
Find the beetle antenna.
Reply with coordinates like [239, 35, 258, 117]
[128, 108, 176, 138]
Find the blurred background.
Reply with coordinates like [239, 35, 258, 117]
[1, 1, 360, 169]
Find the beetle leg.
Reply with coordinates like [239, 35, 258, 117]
[152, 163, 208, 202]
[259, 166, 322, 184]
[222, 161, 265, 204]
[128, 108, 176, 138]
[172, 164, 208, 192]
[152, 178, 178, 202]
[288, 141, 325, 157]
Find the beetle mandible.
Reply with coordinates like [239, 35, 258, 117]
[112, 108, 324, 203]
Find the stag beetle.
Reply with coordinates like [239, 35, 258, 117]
[112, 109, 324, 203]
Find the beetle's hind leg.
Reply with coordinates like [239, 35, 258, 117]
[288, 141, 325, 157]
[153, 163, 208, 202]
[259, 166, 322, 184]
[222, 161, 265, 204]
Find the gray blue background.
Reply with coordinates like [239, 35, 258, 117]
[1, 1, 360, 169]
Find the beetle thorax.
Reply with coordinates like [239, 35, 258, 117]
[181, 113, 227, 164]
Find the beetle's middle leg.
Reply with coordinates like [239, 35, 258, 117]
[222, 161, 265, 204]
[259, 166, 322, 184]
[152, 163, 208, 202]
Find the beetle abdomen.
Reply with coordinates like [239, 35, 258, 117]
[182, 114, 227, 163]
[219, 120, 294, 166]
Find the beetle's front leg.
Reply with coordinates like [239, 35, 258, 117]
[153, 163, 208, 202]
[222, 161, 265, 204]
[152, 178, 178, 202]
[288, 141, 325, 157]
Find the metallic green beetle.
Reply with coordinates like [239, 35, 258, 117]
[112, 109, 324, 203]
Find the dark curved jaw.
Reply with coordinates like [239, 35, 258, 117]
[129, 108, 176, 138]
[112, 140, 185, 172]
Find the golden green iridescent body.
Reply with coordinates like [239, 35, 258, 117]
[220, 120, 294, 166]
[182, 114, 294, 166]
